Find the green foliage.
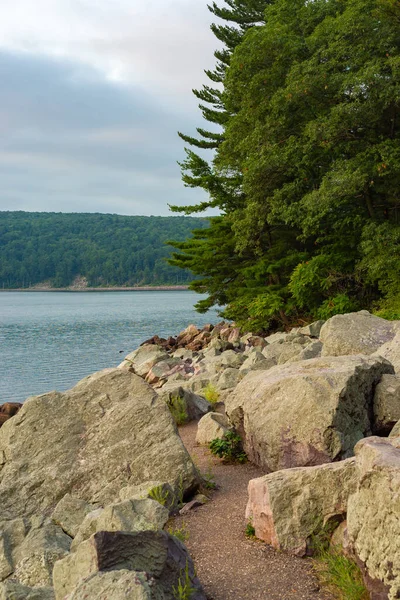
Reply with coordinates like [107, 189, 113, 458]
[171, 0, 400, 331]
[202, 383, 220, 405]
[148, 485, 170, 507]
[0, 212, 207, 288]
[245, 520, 256, 538]
[172, 561, 196, 600]
[200, 467, 217, 491]
[315, 548, 369, 600]
[310, 521, 368, 600]
[209, 431, 247, 463]
[167, 396, 189, 426]
[167, 523, 190, 543]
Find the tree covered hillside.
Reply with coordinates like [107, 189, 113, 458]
[0, 212, 207, 288]
[171, 0, 400, 331]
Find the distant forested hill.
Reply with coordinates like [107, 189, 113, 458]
[0, 212, 208, 288]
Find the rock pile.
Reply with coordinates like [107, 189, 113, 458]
[1, 309, 400, 599]
[0, 369, 205, 599]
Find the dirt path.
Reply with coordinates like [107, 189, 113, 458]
[175, 422, 332, 600]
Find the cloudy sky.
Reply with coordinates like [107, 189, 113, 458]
[0, 0, 222, 216]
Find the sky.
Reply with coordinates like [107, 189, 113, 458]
[0, 0, 222, 216]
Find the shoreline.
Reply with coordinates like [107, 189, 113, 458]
[0, 285, 190, 293]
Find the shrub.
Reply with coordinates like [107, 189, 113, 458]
[148, 485, 170, 507]
[167, 523, 189, 543]
[245, 520, 256, 538]
[203, 383, 219, 405]
[209, 431, 247, 463]
[167, 395, 188, 426]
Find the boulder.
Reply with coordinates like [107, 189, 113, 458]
[118, 345, 168, 376]
[0, 582, 54, 599]
[265, 332, 287, 344]
[390, 420, 400, 438]
[51, 494, 94, 538]
[12, 522, 71, 587]
[320, 311, 396, 357]
[298, 320, 325, 338]
[175, 324, 200, 347]
[239, 351, 275, 375]
[246, 458, 356, 556]
[145, 358, 184, 385]
[63, 570, 153, 600]
[373, 374, 400, 434]
[213, 367, 240, 390]
[347, 437, 400, 600]
[118, 481, 175, 508]
[0, 518, 29, 580]
[53, 531, 206, 600]
[226, 355, 393, 471]
[277, 343, 304, 365]
[293, 340, 323, 362]
[196, 412, 231, 445]
[0, 403, 22, 417]
[0, 369, 198, 521]
[373, 326, 400, 373]
[71, 498, 169, 550]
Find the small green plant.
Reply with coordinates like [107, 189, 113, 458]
[167, 395, 188, 426]
[167, 522, 190, 543]
[314, 547, 369, 600]
[201, 467, 217, 490]
[311, 523, 369, 600]
[149, 485, 170, 507]
[203, 383, 219, 405]
[245, 520, 256, 538]
[172, 561, 196, 600]
[209, 430, 247, 463]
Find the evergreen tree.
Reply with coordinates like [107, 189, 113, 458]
[172, 0, 400, 330]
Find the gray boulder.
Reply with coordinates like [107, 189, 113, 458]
[390, 420, 400, 438]
[373, 374, 400, 434]
[277, 343, 305, 365]
[71, 498, 169, 550]
[294, 340, 323, 361]
[226, 355, 393, 471]
[373, 326, 400, 373]
[145, 358, 185, 385]
[51, 494, 94, 538]
[64, 570, 153, 600]
[0, 582, 54, 600]
[320, 311, 396, 356]
[239, 351, 275, 376]
[347, 437, 400, 600]
[299, 320, 325, 338]
[118, 344, 168, 376]
[196, 412, 231, 445]
[0, 369, 198, 522]
[246, 458, 356, 555]
[12, 522, 71, 588]
[53, 531, 206, 600]
[213, 368, 240, 391]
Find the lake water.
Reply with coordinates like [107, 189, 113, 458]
[0, 291, 221, 403]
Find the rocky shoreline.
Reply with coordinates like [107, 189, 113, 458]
[0, 310, 399, 598]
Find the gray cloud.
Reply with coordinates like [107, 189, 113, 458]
[0, 0, 223, 215]
[0, 51, 215, 215]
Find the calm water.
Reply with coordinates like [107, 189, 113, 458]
[0, 291, 220, 403]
